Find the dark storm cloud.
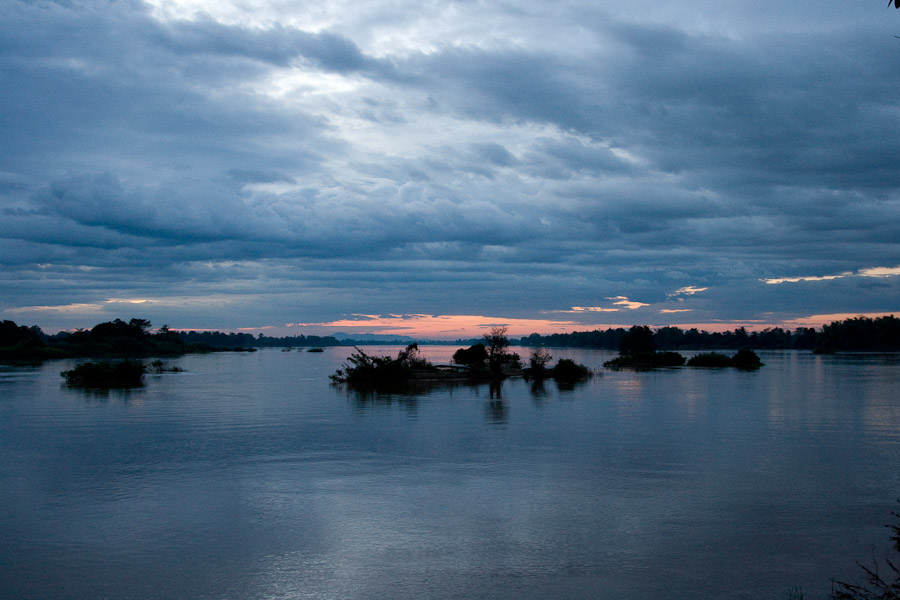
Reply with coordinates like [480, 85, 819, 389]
[1, 0, 898, 331]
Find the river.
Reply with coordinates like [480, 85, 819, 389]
[1, 347, 899, 599]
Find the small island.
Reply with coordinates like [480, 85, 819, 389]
[603, 326, 763, 370]
[61, 360, 148, 389]
[687, 349, 764, 369]
[603, 326, 688, 370]
[330, 327, 592, 389]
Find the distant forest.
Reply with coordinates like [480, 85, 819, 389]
[1, 315, 899, 362]
[0, 318, 342, 361]
[176, 330, 340, 349]
[518, 315, 900, 353]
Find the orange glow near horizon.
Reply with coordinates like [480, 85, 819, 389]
[287, 314, 585, 339]
[38, 311, 897, 338]
[278, 311, 898, 339]
[780, 312, 897, 328]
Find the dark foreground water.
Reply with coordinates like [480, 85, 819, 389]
[1, 347, 899, 600]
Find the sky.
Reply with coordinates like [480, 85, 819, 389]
[2, 0, 899, 339]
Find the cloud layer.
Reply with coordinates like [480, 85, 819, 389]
[2, 0, 899, 334]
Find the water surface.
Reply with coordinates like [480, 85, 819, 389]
[2, 348, 899, 599]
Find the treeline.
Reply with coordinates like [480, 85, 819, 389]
[0, 317, 343, 361]
[519, 316, 900, 352]
[4, 315, 899, 362]
[0, 318, 254, 361]
[177, 330, 340, 349]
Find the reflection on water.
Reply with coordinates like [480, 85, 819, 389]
[485, 399, 507, 424]
[1, 348, 899, 600]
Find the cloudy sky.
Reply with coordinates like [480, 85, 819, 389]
[2, 0, 899, 338]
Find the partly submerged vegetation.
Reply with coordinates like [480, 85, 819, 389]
[547, 358, 593, 381]
[603, 325, 688, 370]
[332, 329, 593, 389]
[451, 328, 523, 378]
[687, 349, 764, 369]
[604, 351, 687, 370]
[603, 326, 765, 370]
[685, 352, 733, 368]
[330, 343, 436, 387]
[61, 358, 184, 388]
[331, 329, 527, 388]
[61, 360, 147, 388]
[523, 348, 593, 382]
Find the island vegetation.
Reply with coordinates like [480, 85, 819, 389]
[329, 343, 436, 387]
[522, 347, 593, 382]
[331, 328, 593, 389]
[61, 360, 148, 388]
[603, 325, 688, 370]
[451, 327, 523, 378]
[331, 327, 526, 388]
[687, 349, 764, 369]
[602, 326, 766, 370]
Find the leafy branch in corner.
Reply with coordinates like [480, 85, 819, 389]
[831, 502, 900, 600]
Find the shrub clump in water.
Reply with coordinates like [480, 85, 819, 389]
[330, 344, 434, 387]
[551, 358, 593, 382]
[61, 360, 147, 388]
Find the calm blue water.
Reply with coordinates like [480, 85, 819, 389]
[1, 348, 899, 599]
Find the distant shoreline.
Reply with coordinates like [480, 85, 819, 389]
[2, 315, 899, 363]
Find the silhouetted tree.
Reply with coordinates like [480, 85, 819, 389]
[528, 347, 552, 375]
[619, 325, 656, 355]
[90, 318, 150, 340]
[453, 343, 488, 367]
[330, 344, 434, 387]
[551, 358, 592, 382]
[0, 320, 44, 348]
[483, 326, 520, 374]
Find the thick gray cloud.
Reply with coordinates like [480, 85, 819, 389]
[1, 0, 898, 333]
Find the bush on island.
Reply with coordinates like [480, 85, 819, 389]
[687, 352, 734, 368]
[551, 358, 593, 382]
[603, 326, 687, 370]
[523, 349, 592, 382]
[731, 349, 763, 369]
[61, 360, 147, 388]
[687, 349, 764, 369]
[452, 328, 522, 378]
[453, 343, 488, 369]
[604, 351, 686, 370]
[330, 344, 434, 387]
